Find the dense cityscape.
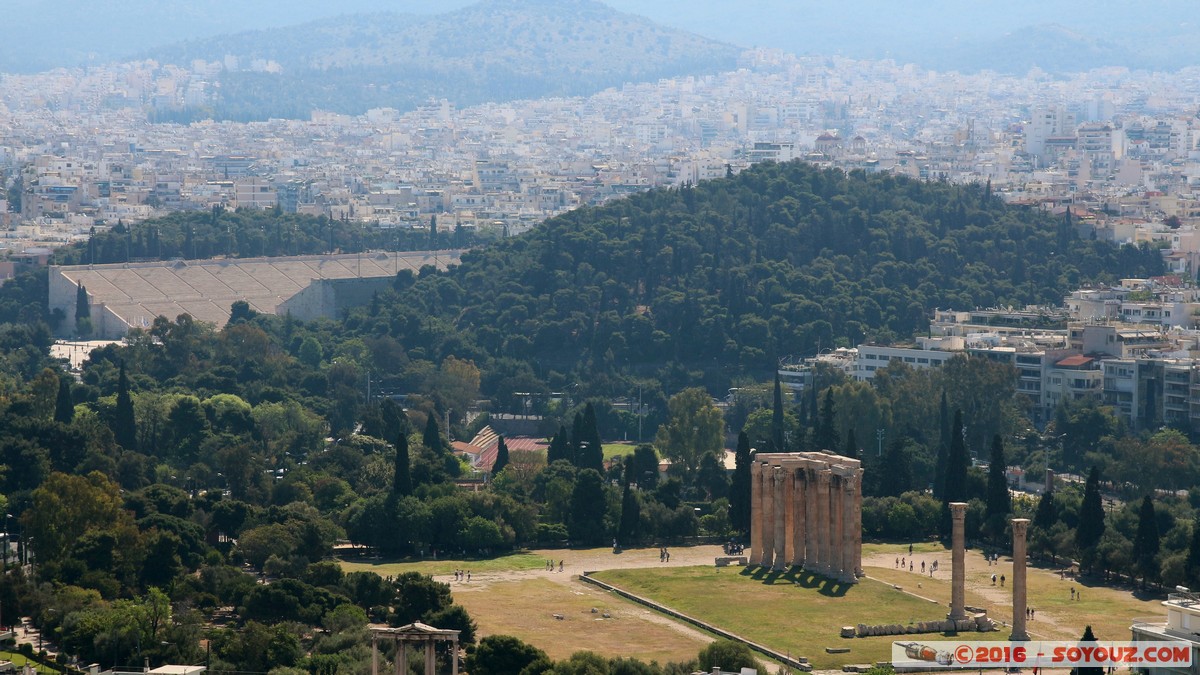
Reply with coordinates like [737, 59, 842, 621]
[4, 2, 1200, 675]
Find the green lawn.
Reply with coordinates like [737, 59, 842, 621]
[339, 551, 547, 577]
[0, 651, 58, 674]
[602, 443, 641, 460]
[591, 565, 999, 669]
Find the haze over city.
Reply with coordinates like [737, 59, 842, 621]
[1, 3, 1200, 675]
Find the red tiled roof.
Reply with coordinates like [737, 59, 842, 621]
[1056, 355, 1093, 367]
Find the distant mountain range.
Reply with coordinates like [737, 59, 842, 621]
[3, 1, 1199, 91]
[138, 0, 739, 120]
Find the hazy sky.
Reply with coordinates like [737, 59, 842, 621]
[1, 0, 1195, 73]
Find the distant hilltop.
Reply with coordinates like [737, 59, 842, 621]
[136, 0, 740, 121]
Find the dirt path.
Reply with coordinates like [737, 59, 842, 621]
[433, 544, 727, 589]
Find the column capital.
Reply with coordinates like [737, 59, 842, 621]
[1011, 518, 1030, 536]
[949, 502, 968, 518]
[817, 469, 832, 485]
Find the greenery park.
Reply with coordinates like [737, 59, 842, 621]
[0, 161, 1190, 673]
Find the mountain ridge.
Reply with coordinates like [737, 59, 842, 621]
[139, 0, 741, 120]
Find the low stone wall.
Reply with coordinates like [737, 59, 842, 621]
[851, 614, 995, 638]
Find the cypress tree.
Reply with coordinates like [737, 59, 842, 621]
[430, 214, 438, 246]
[806, 384, 818, 432]
[1134, 495, 1160, 586]
[1077, 627, 1102, 675]
[1187, 521, 1200, 588]
[933, 391, 950, 499]
[423, 414, 443, 453]
[547, 425, 571, 465]
[771, 372, 785, 452]
[54, 376, 74, 425]
[730, 432, 752, 534]
[493, 435, 510, 475]
[1076, 466, 1106, 556]
[393, 432, 412, 497]
[816, 389, 837, 451]
[75, 283, 90, 321]
[985, 434, 1011, 520]
[113, 361, 137, 450]
[1033, 491, 1057, 530]
[843, 428, 858, 460]
[570, 412, 586, 468]
[618, 456, 640, 543]
[880, 437, 912, 497]
[578, 403, 604, 472]
[943, 409, 969, 504]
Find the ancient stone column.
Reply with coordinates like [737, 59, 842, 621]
[948, 502, 968, 621]
[804, 467, 818, 571]
[790, 467, 806, 567]
[371, 633, 379, 675]
[831, 474, 845, 579]
[452, 637, 460, 675]
[424, 641, 436, 675]
[853, 468, 864, 577]
[841, 473, 858, 583]
[816, 469, 832, 575]
[1011, 518, 1031, 641]
[397, 642, 408, 675]
[750, 461, 763, 565]
[772, 467, 787, 571]
[760, 463, 776, 568]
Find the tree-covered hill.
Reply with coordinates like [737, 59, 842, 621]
[142, 0, 740, 120]
[353, 161, 1162, 397]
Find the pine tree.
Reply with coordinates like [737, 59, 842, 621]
[547, 425, 571, 465]
[423, 414, 443, 453]
[933, 391, 950, 499]
[943, 409, 969, 504]
[430, 214, 438, 246]
[54, 376, 74, 425]
[578, 403, 604, 472]
[771, 372, 785, 452]
[493, 435, 510, 475]
[730, 432, 752, 534]
[843, 428, 858, 460]
[1077, 627, 1103, 675]
[1134, 495, 1160, 586]
[393, 432, 412, 497]
[1076, 466, 1106, 558]
[113, 361, 137, 450]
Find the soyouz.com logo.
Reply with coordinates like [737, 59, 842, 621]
[892, 641, 1192, 668]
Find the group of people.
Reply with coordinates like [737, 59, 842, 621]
[895, 556, 938, 577]
[659, 547, 671, 562]
[723, 541, 745, 555]
[985, 552, 1002, 565]
[545, 559, 564, 572]
[1024, 607, 1037, 620]
[991, 573, 1006, 586]
[452, 570, 471, 582]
